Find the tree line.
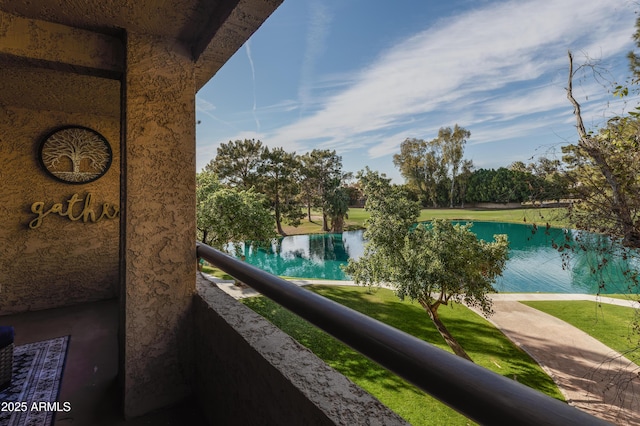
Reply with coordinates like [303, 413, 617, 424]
[195, 17, 640, 367]
[393, 125, 572, 207]
[197, 140, 353, 247]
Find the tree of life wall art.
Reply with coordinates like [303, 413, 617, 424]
[38, 126, 112, 184]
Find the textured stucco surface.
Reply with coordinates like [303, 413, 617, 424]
[0, 0, 285, 419]
[0, 0, 283, 91]
[0, 106, 120, 315]
[121, 32, 196, 418]
[194, 275, 409, 426]
[0, 66, 121, 116]
[0, 11, 124, 73]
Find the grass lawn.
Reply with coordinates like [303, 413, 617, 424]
[281, 207, 568, 235]
[416, 207, 568, 228]
[201, 265, 229, 279]
[242, 285, 564, 425]
[600, 294, 640, 301]
[521, 301, 640, 364]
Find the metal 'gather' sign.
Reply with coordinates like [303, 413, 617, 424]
[38, 126, 112, 184]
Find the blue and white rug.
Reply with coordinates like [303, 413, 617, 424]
[0, 336, 69, 426]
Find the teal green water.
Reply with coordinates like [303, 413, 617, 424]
[238, 222, 639, 294]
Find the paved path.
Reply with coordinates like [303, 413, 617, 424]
[475, 294, 640, 425]
[205, 275, 640, 424]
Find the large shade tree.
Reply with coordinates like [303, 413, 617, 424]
[344, 169, 509, 361]
[393, 137, 446, 207]
[196, 171, 274, 251]
[439, 125, 471, 208]
[393, 125, 471, 208]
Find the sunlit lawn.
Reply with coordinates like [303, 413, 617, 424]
[282, 207, 568, 235]
[521, 301, 640, 364]
[416, 207, 568, 228]
[242, 285, 564, 425]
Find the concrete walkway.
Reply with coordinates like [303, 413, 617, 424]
[476, 293, 640, 425]
[205, 275, 640, 425]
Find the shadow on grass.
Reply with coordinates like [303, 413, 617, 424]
[319, 286, 562, 398]
[243, 285, 562, 402]
[242, 294, 424, 397]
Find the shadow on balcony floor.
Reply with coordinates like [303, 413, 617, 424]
[0, 299, 207, 425]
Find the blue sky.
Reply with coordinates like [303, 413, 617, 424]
[196, 0, 638, 183]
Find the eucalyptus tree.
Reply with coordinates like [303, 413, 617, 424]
[439, 125, 471, 208]
[345, 169, 509, 361]
[205, 139, 264, 189]
[393, 137, 446, 207]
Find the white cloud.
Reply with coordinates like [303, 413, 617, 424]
[196, 95, 240, 129]
[298, 0, 332, 113]
[268, 0, 635, 157]
[196, 130, 272, 171]
[244, 40, 260, 131]
[196, 96, 216, 112]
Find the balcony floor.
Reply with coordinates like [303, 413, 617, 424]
[1, 299, 207, 425]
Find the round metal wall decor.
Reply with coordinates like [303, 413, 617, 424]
[38, 126, 112, 184]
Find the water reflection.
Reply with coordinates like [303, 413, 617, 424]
[236, 222, 638, 294]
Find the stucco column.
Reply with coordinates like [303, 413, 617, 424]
[121, 33, 196, 418]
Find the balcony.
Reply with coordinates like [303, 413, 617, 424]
[1, 299, 207, 425]
[0, 243, 620, 425]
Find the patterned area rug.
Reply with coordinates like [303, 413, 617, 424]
[0, 336, 69, 426]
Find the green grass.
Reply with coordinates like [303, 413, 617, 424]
[283, 207, 568, 235]
[521, 301, 640, 364]
[200, 264, 233, 280]
[600, 294, 640, 301]
[242, 285, 564, 425]
[416, 207, 568, 228]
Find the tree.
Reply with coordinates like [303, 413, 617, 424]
[439, 125, 471, 208]
[205, 139, 264, 189]
[466, 168, 533, 204]
[299, 149, 346, 231]
[529, 157, 570, 203]
[508, 161, 531, 174]
[566, 51, 640, 248]
[325, 186, 350, 233]
[344, 169, 509, 361]
[259, 147, 304, 236]
[196, 171, 274, 251]
[298, 152, 320, 222]
[554, 33, 640, 409]
[627, 15, 640, 83]
[456, 159, 474, 208]
[393, 138, 447, 207]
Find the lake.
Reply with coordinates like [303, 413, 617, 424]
[236, 222, 639, 294]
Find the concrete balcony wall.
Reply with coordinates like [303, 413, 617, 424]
[193, 274, 408, 425]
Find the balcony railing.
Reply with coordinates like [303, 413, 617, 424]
[196, 242, 610, 425]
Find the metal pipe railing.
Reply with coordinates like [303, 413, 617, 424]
[196, 242, 611, 425]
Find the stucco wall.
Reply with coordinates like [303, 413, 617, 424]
[193, 275, 409, 426]
[0, 106, 120, 315]
[120, 33, 196, 417]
